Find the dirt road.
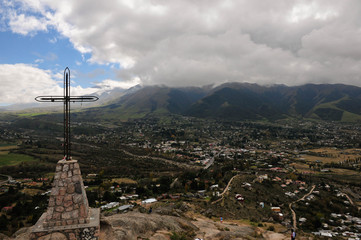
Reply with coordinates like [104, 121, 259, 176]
[342, 192, 354, 205]
[289, 185, 316, 230]
[212, 174, 239, 205]
[0, 174, 12, 186]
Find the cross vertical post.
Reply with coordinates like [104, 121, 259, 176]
[64, 67, 71, 160]
[35, 67, 99, 160]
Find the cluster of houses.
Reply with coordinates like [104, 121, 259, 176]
[311, 213, 361, 238]
[100, 202, 135, 212]
[2, 111, 361, 237]
[99, 197, 158, 213]
[1, 205, 14, 213]
[132, 138, 299, 171]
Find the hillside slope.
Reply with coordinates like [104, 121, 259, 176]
[72, 83, 361, 122]
[186, 83, 361, 121]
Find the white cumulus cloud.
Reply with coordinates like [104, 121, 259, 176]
[3, 0, 361, 89]
[0, 64, 62, 103]
[0, 64, 131, 104]
[8, 13, 49, 35]
[93, 78, 141, 91]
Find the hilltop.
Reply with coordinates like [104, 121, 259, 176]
[3, 204, 288, 240]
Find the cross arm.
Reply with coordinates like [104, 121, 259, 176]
[35, 96, 65, 102]
[35, 96, 99, 102]
[67, 96, 99, 102]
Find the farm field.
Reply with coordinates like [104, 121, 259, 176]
[291, 162, 360, 176]
[0, 145, 18, 152]
[299, 147, 361, 163]
[0, 153, 38, 167]
[21, 188, 44, 196]
[111, 178, 137, 184]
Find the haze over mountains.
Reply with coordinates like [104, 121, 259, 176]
[81, 82, 361, 122]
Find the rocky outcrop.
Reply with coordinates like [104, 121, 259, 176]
[101, 212, 197, 240]
[8, 205, 288, 240]
[0, 233, 10, 240]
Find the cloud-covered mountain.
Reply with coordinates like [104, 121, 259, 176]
[6, 83, 361, 122]
[90, 83, 361, 122]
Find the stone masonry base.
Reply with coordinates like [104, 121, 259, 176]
[30, 208, 100, 240]
[30, 159, 100, 240]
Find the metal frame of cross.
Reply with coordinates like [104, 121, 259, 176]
[35, 67, 98, 160]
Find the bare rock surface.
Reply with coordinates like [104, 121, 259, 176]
[5, 209, 290, 240]
[191, 216, 256, 240]
[101, 210, 278, 240]
[0, 233, 10, 240]
[101, 211, 197, 240]
[262, 231, 289, 240]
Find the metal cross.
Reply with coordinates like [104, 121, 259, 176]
[35, 67, 98, 160]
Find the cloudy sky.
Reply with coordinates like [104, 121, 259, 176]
[1, 0, 361, 104]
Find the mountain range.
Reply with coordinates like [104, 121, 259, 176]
[2, 82, 361, 122]
[80, 82, 361, 122]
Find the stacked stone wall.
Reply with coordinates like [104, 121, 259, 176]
[43, 160, 89, 228]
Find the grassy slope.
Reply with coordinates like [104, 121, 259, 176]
[341, 111, 361, 122]
[311, 96, 361, 122]
[0, 153, 38, 167]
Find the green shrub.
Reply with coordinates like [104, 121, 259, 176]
[170, 232, 188, 240]
[267, 225, 275, 231]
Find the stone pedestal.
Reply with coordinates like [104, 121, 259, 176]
[31, 160, 100, 240]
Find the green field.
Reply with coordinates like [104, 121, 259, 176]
[0, 144, 17, 148]
[0, 153, 38, 167]
[17, 113, 47, 117]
